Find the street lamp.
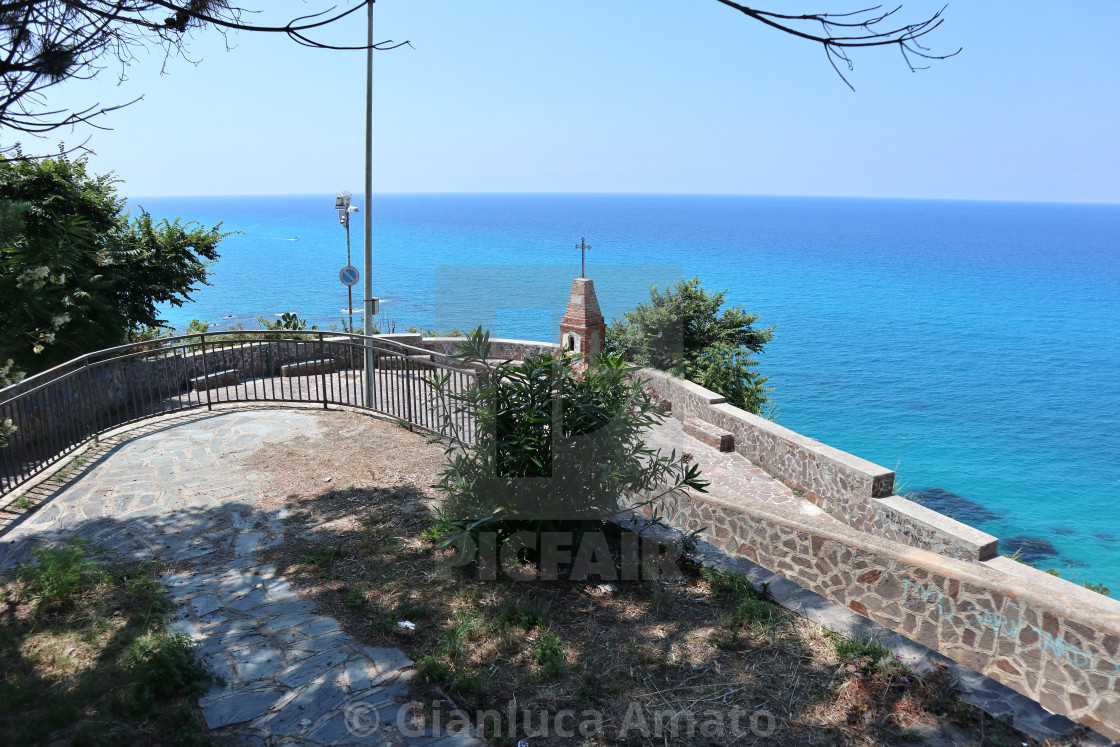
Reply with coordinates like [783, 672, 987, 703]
[335, 191, 360, 332]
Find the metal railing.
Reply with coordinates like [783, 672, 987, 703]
[0, 331, 475, 495]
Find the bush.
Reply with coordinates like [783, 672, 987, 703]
[606, 276, 775, 416]
[19, 539, 104, 606]
[532, 632, 567, 677]
[424, 327, 708, 551]
[125, 632, 214, 700]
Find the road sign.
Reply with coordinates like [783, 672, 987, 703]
[339, 265, 359, 286]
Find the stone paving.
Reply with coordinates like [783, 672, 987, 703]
[645, 416, 840, 523]
[0, 408, 480, 746]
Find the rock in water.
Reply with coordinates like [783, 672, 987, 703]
[1001, 536, 1059, 563]
[910, 487, 1001, 523]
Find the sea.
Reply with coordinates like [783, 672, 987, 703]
[133, 193, 1120, 589]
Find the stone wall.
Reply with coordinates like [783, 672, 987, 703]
[651, 488, 1120, 741]
[412, 336, 560, 364]
[636, 368, 998, 562]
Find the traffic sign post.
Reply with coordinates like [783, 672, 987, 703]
[340, 265, 359, 332]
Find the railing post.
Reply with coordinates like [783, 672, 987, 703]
[200, 332, 212, 411]
[319, 332, 328, 409]
[406, 355, 414, 430]
[82, 358, 93, 439]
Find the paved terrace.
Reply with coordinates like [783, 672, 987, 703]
[0, 404, 1092, 744]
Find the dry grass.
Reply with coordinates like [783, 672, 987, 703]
[0, 550, 214, 746]
[246, 411, 1080, 747]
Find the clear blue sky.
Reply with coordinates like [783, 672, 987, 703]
[20, 0, 1120, 202]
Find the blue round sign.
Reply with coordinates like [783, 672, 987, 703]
[339, 265, 359, 286]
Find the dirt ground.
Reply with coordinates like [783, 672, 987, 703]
[251, 409, 1085, 747]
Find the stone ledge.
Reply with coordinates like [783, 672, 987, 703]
[190, 369, 239, 392]
[872, 495, 999, 561]
[682, 416, 734, 451]
[279, 359, 336, 378]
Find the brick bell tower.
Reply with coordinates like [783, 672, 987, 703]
[559, 237, 605, 357]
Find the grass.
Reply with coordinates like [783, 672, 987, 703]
[10, 495, 31, 511]
[296, 546, 339, 567]
[0, 542, 215, 745]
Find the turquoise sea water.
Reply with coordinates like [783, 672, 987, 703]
[137, 194, 1120, 587]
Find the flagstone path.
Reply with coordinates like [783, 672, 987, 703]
[0, 408, 479, 746]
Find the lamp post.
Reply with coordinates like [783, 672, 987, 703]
[362, 0, 376, 409]
[335, 191, 360, 331]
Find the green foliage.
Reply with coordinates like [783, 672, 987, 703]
[256, 311, 317, 331]
[297, 546, 339, 567]
[1085, 581, 1112, 596]
[344, 589, 367, 608]
[830, 633, 906, 677]
[703, 566, 771, 602]
[730, 599, 776, 628]
[124, 632, 213, 700]
[426, 327, 708, 544]
[10, 495, 30, 510]
[532, 631, 566, 677]
[416, 655, 452, 683]
[605, 276, 775, 415]
[18, 539, 105, 605]
[0, 150, 228, 378]
[497, 597, 548, 630]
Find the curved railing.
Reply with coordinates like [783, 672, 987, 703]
[0, 331, 475, 495]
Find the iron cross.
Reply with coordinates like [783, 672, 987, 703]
[576, 237, 591, 278]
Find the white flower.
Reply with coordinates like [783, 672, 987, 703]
[51, 314, 70, 328]
[32, 344, 44, 354]
[38, 332, 55, 344]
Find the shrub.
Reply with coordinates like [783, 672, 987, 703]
[425, 327, 708, 553]
[19, 539, 104, 605]
[125, 632, 213, 700]
[605, 276, 775, 415]
[532, 632, 566, 677]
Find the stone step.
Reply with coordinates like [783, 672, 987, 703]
[190, 369, 240, 392]
[682, 416, 734, 452]
[279, 358, 336, 378]
[377, 353, 434, 370]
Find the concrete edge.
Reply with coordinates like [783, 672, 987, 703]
[873, 494, 1001, 561]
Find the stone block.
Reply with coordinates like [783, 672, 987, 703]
[189, 369, 239, 392]
[683, 416, 734, 451]
[279, 358, 337, 377]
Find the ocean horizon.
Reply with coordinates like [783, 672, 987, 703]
[133, 192, 1120, 589]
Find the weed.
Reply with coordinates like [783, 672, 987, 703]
[125, 632, 214, 701]
[1085, 581, 1112, 596]
[830, 633, 906, 677]
[532, 631, 566, 678]
[10, 495, 31, 510]
[426, 435, 441, 444]
[496, 597, 547, 630]
[19, 539, 105, 606]
[438, 612, 480, 661]
[731, 598, 776, 628]
[416, 655, 452, 683]
[56, 455, 88, 481]
[702, 566, 770, 601]
[344, 589, 366, 608]
[297, 546, 339, 567]
[395, 599, 433, 621]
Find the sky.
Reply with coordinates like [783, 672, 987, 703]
[7, 0, 1120, 202]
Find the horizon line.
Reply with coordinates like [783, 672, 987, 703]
[125, 191, 1120, 207]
